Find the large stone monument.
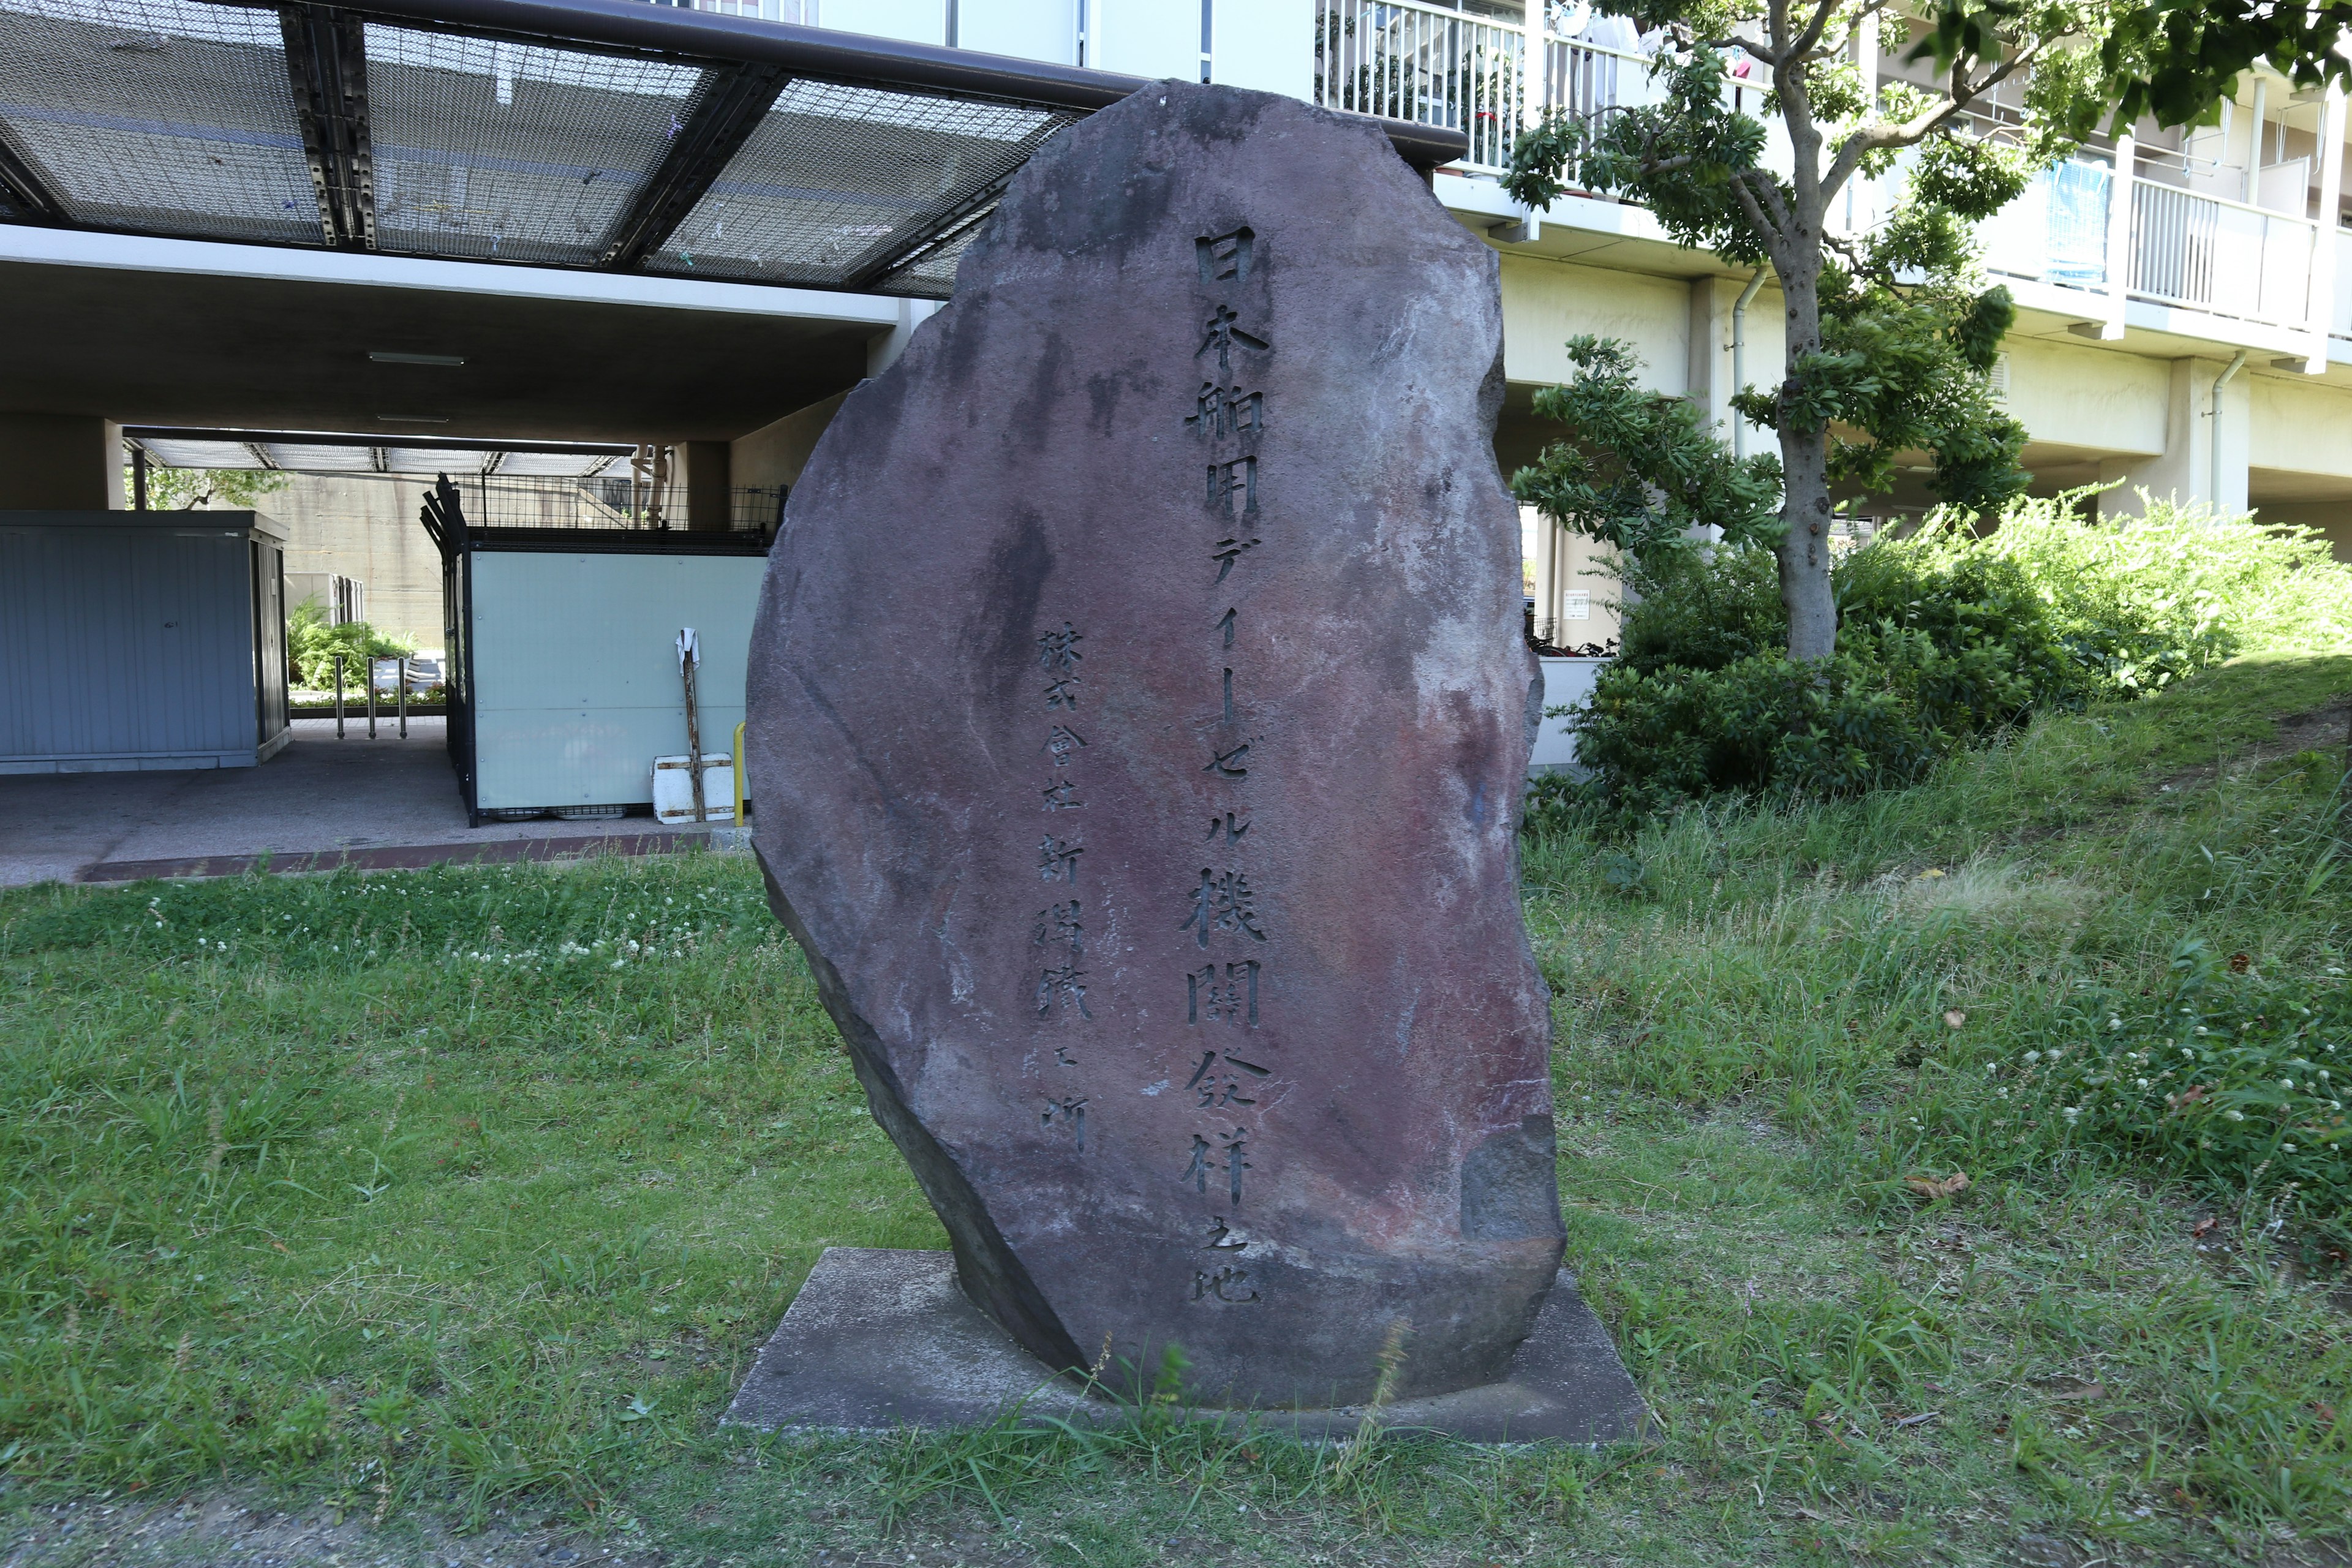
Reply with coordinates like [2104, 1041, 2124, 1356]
[739, 82, 1630, 1428]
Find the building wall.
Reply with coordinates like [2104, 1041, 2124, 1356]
[2002, 339, 2169, 456]
[731, 390, 853, 492]
[258, 474, 448, 650]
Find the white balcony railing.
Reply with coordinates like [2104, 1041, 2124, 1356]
[1310, 10, 2337, 355]
[1977, 156, 2113, 288]
[2130, 181, 2315, 329]
[1313, 0, 1527, 173]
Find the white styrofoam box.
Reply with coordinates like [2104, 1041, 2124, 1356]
[1530, 655, 1608, 774]
[469, 551, 764, 811]
[652, 753, 736, 825]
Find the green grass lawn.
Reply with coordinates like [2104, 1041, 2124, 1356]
[4, 652, 2350, 1566]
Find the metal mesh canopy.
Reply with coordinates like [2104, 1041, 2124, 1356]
[128, 428, 631, 475]
[260, 440, 373, 467]
[492, 448, 619, 475]
[138, 436, 275, 467]
[644, 78, 1070, 288]
[0, 0, 1461, 297]
[0, 0, 320, 243]
[365, 25, 704, 265]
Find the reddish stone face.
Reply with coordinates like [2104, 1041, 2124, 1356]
[747, 81, 1561, 1408]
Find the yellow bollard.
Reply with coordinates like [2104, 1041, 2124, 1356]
[733, 720, 747, 826]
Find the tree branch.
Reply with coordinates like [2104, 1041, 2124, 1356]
[1820, 34, 2054, 199]
[1786, 0, 1848, 64]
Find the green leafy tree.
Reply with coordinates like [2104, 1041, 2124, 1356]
[1504, 0, 2119, 661]
[128, 464, 290, 511]
[1510, 334, 1782, 568]
[2078, 2, 2348, 130]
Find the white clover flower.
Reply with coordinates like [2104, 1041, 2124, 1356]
[2062, 1107, 2080, 1120]
[2136, 1078, 2150, 1089]
[2283, 1079, 2296, 1091]
[2196, 1026, 2210, 1036]
[2283, 1143, 2298, 1153]
[2109, 1018, 2123, 1031]
[2024, 1050, 2041, 1064]
[2225, 1110, 2245, 1121]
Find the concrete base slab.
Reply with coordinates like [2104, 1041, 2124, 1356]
[725, 1247, 1648, 1444]
[0, 719, 730, 887]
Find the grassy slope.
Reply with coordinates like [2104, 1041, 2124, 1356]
[1, 652, 2348, 1567]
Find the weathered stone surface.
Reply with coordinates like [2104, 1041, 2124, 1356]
[747, 81, 1559, 1409]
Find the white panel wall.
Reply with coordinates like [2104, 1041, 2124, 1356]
[826, 0, 946, 45]
[469, 552, 766, 810]
[1209, 0, 1312, 98]
[959, 0, 1076, 62]
[2003, 337, 2168, 456]
[2250, 374, 2352, 480]
[1499, 255, 1694, 390]
[1093, 0, 1199, 81]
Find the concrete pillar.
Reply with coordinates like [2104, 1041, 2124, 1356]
[682, 439, 732, 532]
[2301, 85, 2345, 371]
[1686, 274, 1775, 459]
[0, 414, 124, 509]
[2097, 356, 2250, 518]
[866, 298, 942, 377]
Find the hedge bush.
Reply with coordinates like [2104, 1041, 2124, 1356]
[1547, 495, 2352, 821]
[287, 601, 415, 692]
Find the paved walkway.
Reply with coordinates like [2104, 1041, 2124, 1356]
[1, 720, 726, 887]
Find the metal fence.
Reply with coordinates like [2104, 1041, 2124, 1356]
[447, 475, 782, 533]
[2131, 181, 2314, 329]
[1314, 0, 1526, 173]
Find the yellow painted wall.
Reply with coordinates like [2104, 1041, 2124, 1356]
[1499, 255, 1695, 391]
[2250, 375, 2352, 480]
[2002, 338, 2169, 455]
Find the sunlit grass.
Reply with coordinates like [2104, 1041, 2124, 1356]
[2, 652, 2349, 1566]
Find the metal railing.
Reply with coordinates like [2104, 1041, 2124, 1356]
[1539, 35, 1662, 123]
[2130, 180, 2315, 330]
[1314, 0, 1527, 173]
[450, 475, 781, 533]
[1978, 154, 2114, 290]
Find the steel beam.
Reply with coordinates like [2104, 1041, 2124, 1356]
[279, 5, 378, 249]
[0, 130, 67, 224]
[839, 162, 1033, 293]
[600, 61, 790, 271]
[295, 0, 1468, 168]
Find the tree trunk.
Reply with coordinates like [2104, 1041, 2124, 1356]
[1774, 261, 1838, 662]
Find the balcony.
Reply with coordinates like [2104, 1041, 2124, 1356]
[1980, 152, 2327, 338]
[1311, 1, 2344, 358]
[1312, 0, 1679, 175]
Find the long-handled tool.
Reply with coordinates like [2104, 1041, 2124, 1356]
[677, 627, 706, 824]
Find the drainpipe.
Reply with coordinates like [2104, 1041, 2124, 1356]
[2209, 348, 2248, 510]
[1730, 269, 1768, 459]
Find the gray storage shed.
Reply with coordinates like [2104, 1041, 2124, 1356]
[0, 510, 290, 774]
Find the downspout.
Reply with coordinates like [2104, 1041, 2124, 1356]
[2210, 348, 2248, 509]
[1730, 268, 1768, 459]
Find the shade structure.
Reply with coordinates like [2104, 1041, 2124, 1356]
[0, 0, 1468, 298]
[126, 425, 631, 475]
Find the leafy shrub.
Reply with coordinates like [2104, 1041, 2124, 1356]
[1913, 943, 2352, 1256]
[1550, 494, 2352, 817]
[288, 601, 415, 691]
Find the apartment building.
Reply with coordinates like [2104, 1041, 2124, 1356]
[6, 0, 2346, 634]
[635, 0, 2352, 638]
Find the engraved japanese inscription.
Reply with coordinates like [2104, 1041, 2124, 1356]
[744, 81, 1562, 1408]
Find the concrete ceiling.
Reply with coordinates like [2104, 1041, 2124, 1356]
[0, 249, 882, 444]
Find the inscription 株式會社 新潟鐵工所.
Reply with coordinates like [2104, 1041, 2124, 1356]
[1033, 623, 1091, 1077]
